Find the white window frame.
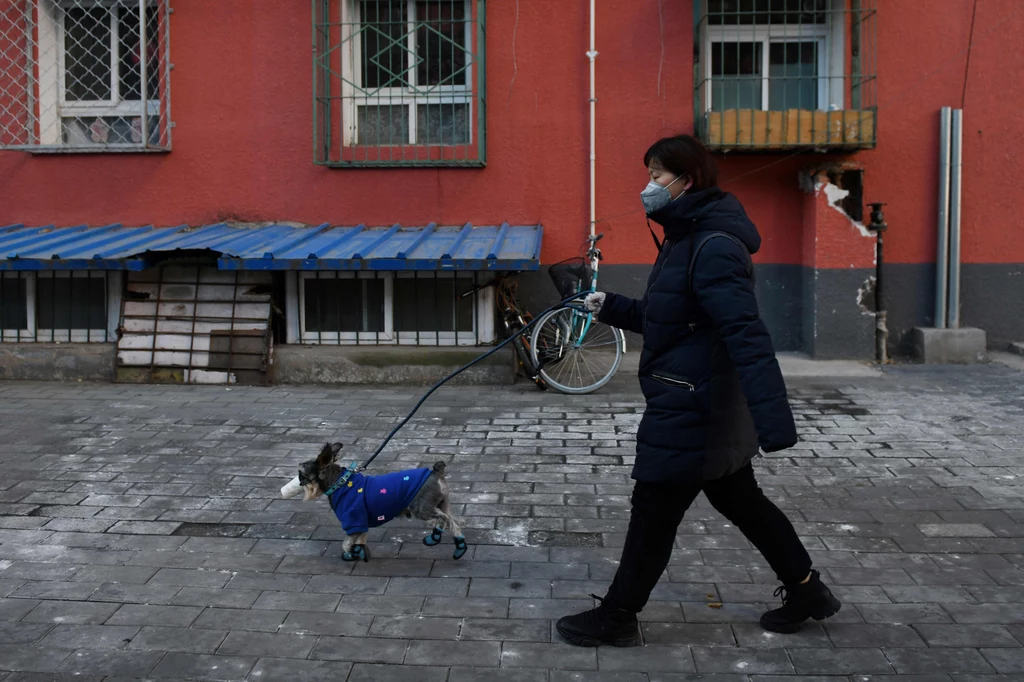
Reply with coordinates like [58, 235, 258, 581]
[0, 271, 122, 343]
[393, 271, 479, 346]
[340, 0, 474, 147]
[287, 270, 494, 346]
[703, 13, 844, 113]
[37, 0, 161, 147]
[297, 271, 395, 345]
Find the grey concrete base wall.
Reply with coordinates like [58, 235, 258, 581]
[885, 263, 1024, 357]
[270, 345, 515, 385]
[0, 343, 115, 381]
[802, 267, 876, 360]
[513, 264, 873, 359]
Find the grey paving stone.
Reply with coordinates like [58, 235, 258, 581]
[979, 648, 1024, 674]
[127, 625, 227, 653]
[824, 623, 927, 647]
[692, 647, 794, 675]
[22, 600, 119, 624]
[884, 648, 996, 674]
[405, 639, 502, 666]
[0, 645, 71, 673]
[915, 624, 1021, 647]
[55, 649, 164, 677]
[216, 630, 317, 659]
[422, 596, 509, 618]
[368, 615, 461, 640]
[500, 642, 598, 670]
[461, 617, 550, 642]
[346, 663, 449, 682]
[640, 623, 735, 647]
[87, 582, 183, 605]
[247, 657, 352, 682]
[311, 636, 408, 664]
[170, 587, 261, 609]
[0, 622, 54, 645]
[0, 598, 40, 622]
[150, 652, 257, 681]
[788, 647, 893, 675]
[279, 610, 373, 637]
[337, 594, 424, 615]
[597, 646, 697, 673]
[104, 604, 203, 627]
[451, 668, 550, 682]
[39, 624, 140, 650]
[148, 567, 232, 588]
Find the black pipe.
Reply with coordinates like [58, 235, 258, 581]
[868, 202, 888, 363]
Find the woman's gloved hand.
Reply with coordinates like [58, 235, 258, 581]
[583, 292, 606, 315]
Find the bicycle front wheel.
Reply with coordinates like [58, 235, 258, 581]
[529, 307, 624, 394]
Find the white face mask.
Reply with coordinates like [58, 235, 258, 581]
[640, 176, 683, 215]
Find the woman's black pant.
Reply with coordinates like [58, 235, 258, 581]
[604, 462, 812, 614]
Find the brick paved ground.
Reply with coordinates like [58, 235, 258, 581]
[0, 363, 1023, 681]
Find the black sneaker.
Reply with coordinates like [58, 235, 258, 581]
[556, 594, 641, 647]
[760, 570, 841, 634]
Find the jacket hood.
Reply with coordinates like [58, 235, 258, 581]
[648, 187, 761, 255]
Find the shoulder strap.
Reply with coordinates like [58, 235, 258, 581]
[687, 231, 754, 294]
[646, 218, 662, 253]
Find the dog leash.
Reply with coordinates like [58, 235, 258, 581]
[326, 293, 590, 494]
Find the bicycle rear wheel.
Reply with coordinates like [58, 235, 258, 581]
[529, 307, 624, 394]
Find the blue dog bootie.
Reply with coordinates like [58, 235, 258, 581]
[423, 526, 444, 547]
[342, 544, 370, 562]
[452, 535, 468, 560]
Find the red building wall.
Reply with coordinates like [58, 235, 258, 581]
[1, 0, 1022, 355]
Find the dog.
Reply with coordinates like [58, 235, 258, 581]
[285, 442, 467, 562]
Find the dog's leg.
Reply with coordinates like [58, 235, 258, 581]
[439, 499, 468, 560]
[341, 532, 371, 562]
[422, 523, 444, 547]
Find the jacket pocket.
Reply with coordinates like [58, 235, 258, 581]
[651, 373, 695, 391]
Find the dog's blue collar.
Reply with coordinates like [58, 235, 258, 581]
[323, 462, 362, 497]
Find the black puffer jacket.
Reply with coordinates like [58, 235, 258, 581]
[599, 187, 797, 483]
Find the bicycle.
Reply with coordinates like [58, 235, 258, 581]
[461, 233, 624, 394]
[459, 274, 547, 390]
[529, 233, 625, 394]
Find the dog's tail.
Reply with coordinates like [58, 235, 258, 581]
[431, 461, 447, 479]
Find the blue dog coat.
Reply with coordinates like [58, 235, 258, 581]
[328, 468, 433, 534]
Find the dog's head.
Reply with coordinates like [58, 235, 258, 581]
[296, 442, 344, 501]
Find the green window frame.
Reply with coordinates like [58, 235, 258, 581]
[313, 0, 486, 167]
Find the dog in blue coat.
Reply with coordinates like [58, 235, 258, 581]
[294, 442, 466, 562]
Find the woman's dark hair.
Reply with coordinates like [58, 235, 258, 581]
[643, 134, 718, 191]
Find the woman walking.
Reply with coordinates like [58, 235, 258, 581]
[556, 135, 840, 647]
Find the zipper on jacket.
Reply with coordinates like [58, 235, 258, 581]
[651, 374, 695, 390]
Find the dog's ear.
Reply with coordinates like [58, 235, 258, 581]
[329, 442, 343, 461]
[315, 442, 339, 468]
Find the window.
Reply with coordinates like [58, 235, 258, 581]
[0, 0, 172, 151]
[0, 271, 120, 342]
[695, 0, 877, 151]
[313, 0, 485, 166]
[294, 271, 492, 345]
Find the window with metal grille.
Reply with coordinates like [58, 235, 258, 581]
[313, 0, 485, 166]
[297, 271, 489, 345]
[695, 0, 877, 152]
[0, 0, 172, 152]
[0, 271, 119, 342]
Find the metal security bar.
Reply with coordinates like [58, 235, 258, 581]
[313, 0, 486, 166]
[694, 0, 877, 152]
[298, 271, 486, 345]
[0, 270, 118, 342]
[0, 0, 172, 152]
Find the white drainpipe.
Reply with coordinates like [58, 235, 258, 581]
[587, 0, 598, 239]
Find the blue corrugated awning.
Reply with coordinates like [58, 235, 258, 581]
[0, 222, 543, 271]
